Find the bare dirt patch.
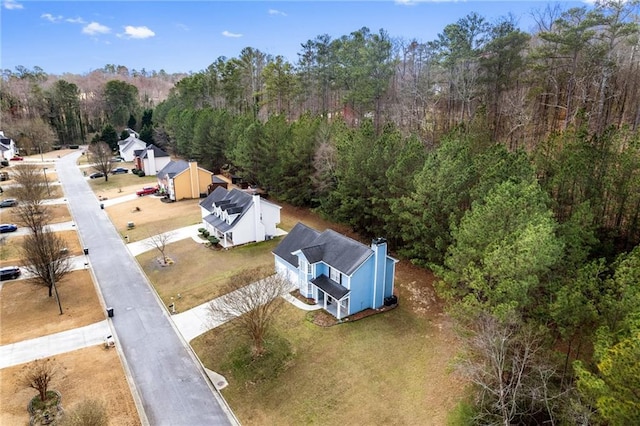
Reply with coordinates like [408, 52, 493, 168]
[0, 346, 140, 426]
[0, 269, 104, 344]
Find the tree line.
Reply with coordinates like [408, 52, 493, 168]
[1, 0, 639, 422]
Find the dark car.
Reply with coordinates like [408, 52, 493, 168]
[0, 223, 18, 233]
[111, 167, 129, 175]
[89, 172, 105, 179]
[0, 198, 18, 208]
[0, 266, 21, 281]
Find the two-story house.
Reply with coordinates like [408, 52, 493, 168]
[133, 144, 171, 176]
[200, 186, 281, 248]
[273, 222, 397, 319]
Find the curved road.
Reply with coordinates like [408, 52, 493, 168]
[56, 152, 236, 425]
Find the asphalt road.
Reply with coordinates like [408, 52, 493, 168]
[56, 152, 235, 426]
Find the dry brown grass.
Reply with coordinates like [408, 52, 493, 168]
[0, 150, 139, 426]
[0, 346, 140, 426]
[0, 230, 83, 267]
[138, 238, 279, 311]
[106, 196, 202, 242]
[0, 269, 104, 344]
[2, 203, 73, 226]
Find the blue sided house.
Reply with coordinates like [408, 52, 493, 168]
[273, 222, 398, 320]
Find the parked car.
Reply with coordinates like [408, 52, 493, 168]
[89, 172, 105, 179]
[136, 186, 158, 196]
[111, 167, 129, 175]
[111, 157, 124, 162]
[0, 266, 21, 281]
[0, 198, 18, 208]
[0, 223, 18, 233]
[10, 156, 24, 161]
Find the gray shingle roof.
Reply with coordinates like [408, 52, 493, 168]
[199, 186, 254, 232]
[157, 160, 189, 179]
[138, 144, 169, 159]
[273, 222, 373, 275]
[311, 274, 350, 300]
[272, 222, 320, 268]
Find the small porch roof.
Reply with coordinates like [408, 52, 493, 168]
[203, 214, 233, 233]
[311, 274, 350, 300]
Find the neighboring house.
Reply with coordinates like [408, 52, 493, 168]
[0, 131, 18, 160]
[199, 186, 281, 248]
[118, 133, 147, 161]
[156, 160, 213, 201]
[133, 144, 171, 176]
[273, 222, 397, 320]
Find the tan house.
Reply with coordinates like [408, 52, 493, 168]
[156, 160, 213, 201]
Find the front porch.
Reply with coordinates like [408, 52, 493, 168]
[203, 216, 234, 248]
[310, 275, 349, 320]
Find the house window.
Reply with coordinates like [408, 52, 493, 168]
[301, 259, 312, 275]
[330, 267, 341, 284]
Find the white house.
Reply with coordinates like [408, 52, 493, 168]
[0, 131, 18, 160]
[133, 144, 171, 176]
[118, 133, 147, 161]
[199, 186, 281, 248]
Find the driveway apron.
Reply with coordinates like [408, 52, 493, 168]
[56, 152, 234, 425]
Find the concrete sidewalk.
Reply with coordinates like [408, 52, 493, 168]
[0, 320, 111, 369]
[126, 224, 205, 256]
[0, 280, 320, 370]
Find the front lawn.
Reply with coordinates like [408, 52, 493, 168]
[192, 301, 464, 425]
[137, 238, 280, 311]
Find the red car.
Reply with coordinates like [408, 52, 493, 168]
[10, 156, 23, 161]
[136, 186, 158, 196]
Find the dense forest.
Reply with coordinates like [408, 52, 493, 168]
[2, 1, 639, 423]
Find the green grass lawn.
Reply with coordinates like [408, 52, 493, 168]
[192, 302, 463, 425]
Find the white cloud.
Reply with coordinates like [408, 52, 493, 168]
[82, 22, 111, 35]
[175, 23, 189, 31]
[268, 9, 287, 17]
[222, 30, 242, 38]
[66, 17, 86, 24]
[3, 0, 23, 10]
[122, 25, 156, 39]
[41, 13, 63, 23]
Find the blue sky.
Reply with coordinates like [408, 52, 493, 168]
[2, 1, 593, 75]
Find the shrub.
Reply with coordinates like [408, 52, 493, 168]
[60, 399, 108, 426]
[202, 230, 210, 238]
[198, 228, 206, 234]
[131, 168, 138, 174]
[207, 236, 220, 245]
[137, 170, 145, 177]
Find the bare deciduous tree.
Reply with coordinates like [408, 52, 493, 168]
[11, 163, 48, 203]
[454, 313, 564, 425]
[11, 164, 51, 236]
[208, 269, 292, 358]
[21, 358, 59, 403]
[144, 230, 175, 264]
[21, 230, 71, 298]
[87, 142, 113, 182]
